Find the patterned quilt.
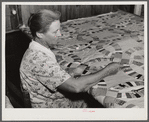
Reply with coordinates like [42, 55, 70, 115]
[21, 10, 144, 108]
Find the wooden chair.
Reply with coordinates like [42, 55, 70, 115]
[6, 77, 31, 108]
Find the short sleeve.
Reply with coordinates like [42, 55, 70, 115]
[31, 51, 71, 92]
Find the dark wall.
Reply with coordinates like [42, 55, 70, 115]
[6, 5, 135, 32]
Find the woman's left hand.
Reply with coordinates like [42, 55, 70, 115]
[67, 64, 88, 77]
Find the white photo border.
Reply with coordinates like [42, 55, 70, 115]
[2, 1, 148, 121]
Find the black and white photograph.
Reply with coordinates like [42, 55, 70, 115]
[2, 1, 148, 121]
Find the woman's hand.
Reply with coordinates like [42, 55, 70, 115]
[104, 62, 121, 76]
[67, 62, 122, 78]
[67, 64, 88, 78]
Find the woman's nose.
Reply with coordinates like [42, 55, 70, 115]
[57, 30, 62, 37]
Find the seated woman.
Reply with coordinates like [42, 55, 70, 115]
[20, 9, 121, 108]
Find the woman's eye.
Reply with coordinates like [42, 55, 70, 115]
[54, 30, 58, 34]
[53, 29, 60, 34]
[53, 31, 57, 34]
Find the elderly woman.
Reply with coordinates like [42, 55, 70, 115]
[20, 9, 120, 108]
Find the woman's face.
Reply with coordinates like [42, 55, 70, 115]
[42, 20, 61, 48]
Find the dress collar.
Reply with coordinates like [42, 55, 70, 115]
[29, 40, 56, 59]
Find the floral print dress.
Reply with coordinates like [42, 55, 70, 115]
[20, 41, 87, 108]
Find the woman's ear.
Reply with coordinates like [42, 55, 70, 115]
[36, 32, 44, 38]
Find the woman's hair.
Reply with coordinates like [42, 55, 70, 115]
[28, 9, 61, 38]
